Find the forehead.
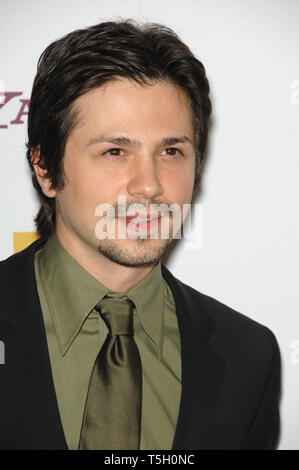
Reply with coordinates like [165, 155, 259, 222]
[70, 78, 194, 139]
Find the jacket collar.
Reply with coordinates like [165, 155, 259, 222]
[161, 265, 227, 449]
[0, 237, 226, 450]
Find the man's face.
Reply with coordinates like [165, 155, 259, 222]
[54, 78, 196, 267]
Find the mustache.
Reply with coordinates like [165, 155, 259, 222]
[114, 200, 174, 218]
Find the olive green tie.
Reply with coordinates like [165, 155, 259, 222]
[79, 297, 142, 450]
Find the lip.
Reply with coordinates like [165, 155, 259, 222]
[117, 215, 164, 234]
[117, 215, 161, 223]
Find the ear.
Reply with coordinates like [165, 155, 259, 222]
[31, 146, 57, 198]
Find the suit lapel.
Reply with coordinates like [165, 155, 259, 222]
[0, 237, 68, 449]
[161, 265, 227, 450]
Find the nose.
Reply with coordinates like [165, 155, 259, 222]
[127, 155, 163, 201]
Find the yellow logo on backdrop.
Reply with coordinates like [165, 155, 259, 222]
[13, 232, 40, 254]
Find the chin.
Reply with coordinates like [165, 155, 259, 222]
[96, 237, 172, 267]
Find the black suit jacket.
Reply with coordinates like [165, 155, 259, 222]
[0, 237, 281, 450]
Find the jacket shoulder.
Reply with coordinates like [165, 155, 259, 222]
[0, 237, 47, 275]
[162, 266, 279, 366]
[0, 238, 48, 323]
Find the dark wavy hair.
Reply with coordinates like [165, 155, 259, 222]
[26, 19, 212, 238]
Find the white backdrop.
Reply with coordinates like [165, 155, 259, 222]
[0, 0, 298, 449]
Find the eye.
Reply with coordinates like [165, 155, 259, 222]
[161, 147, 183, 158]
[102, 148, 124, 159]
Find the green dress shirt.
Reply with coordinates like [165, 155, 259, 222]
[34, 232, 181, 450]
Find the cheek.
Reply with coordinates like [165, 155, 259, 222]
[162, 165, 195, 203]
[62, 163, 122, 212]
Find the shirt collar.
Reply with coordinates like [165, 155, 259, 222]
[39, 232, 164, 359]
[126, 262, 164, 361]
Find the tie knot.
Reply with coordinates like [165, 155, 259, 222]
[95, 297, 135, 336]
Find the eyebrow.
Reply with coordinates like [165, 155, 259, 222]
[85, 134, 193, 150]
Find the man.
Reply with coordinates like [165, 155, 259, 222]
[0, 20, 280, 450]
